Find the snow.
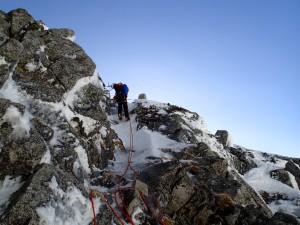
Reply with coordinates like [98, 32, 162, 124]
[74, 145, 91, 175]
[64, 35, 76, 42]
[36, 176, 100, 225]
[25, 61, 38, 72]
[243, 152, 300, 219]
[109, 112, 191, 174]
[1, 105, 32, 140]
[0, 176, 23, 215]
[40, 148, 52, 164]
[0, 72, 26, 105]
[288, 172, 300, 190]
[63, 69, 104, 109]
[0, 56, 7, 65]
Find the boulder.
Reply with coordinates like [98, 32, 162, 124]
[7, 8, 35, 39]
[285, 160, 300, 189]
[0, 38, 24, 63]
[138, 93, 147, 99]
[215, 130, 230, 148]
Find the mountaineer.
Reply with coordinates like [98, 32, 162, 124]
[113, 82, 130, 121]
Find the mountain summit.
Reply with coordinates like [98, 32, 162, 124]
[0, 8, 299, 225]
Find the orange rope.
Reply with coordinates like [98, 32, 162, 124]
[98, 114, 167, 224]
[89, 192, 97, 225]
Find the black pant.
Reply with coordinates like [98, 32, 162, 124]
[118, 101, 129, 118]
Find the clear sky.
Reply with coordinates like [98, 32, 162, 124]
[2, 0, 299, 157]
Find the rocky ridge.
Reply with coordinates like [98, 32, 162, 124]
[0, 8, 300, 225]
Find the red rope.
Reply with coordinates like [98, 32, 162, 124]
[89, 192, 97, 225]
[100, 114, 167, 224]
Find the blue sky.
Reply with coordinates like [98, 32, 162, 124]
[2, 1, 299, 157]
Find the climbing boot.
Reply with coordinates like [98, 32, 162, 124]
[125, 117, 130, 121]
[118, 113, 122, 120]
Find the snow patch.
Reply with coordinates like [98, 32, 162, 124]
[25, 60, 47, 72]
[36, 176, 100, 225]
[40, 148, 52, 164]
[0, 176, 23, 215]
[0, 56, 7, 65]
[0, 105, 31, 140]
[63, 69, 104, 109]
[74, 145, 91, 175]
[64, 35, 76, 42]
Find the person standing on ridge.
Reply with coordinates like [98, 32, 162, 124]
[113, 82, 130, 121]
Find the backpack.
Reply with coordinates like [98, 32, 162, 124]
[123, 84, 129, 96]
[114, 83, 129, 102]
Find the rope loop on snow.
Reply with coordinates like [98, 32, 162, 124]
[94, 115, 167, 225]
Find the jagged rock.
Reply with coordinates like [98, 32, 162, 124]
[260, 191, 289, 204]
[265, 212, 300, 225]
[145, 156, 163, 165]
[140, 161, 273, 224]
[173, 142, 218, 160]
[0, 38, 24, 63]
[0, 9, 120, 224]
[0, 11, 10, 37]
[7, 8, 35, 39]
[0, 163, 86, 225]
[141, 160, 272, 224]
[138, 93, 147, 99]
[0, 64, 9, 88]
[73, 83, 106, 122]
[31, 117, 54, 141]
[215, 130, 230, 148]
[136, 104, 202, 143]
[285, 160, 300, 188]
[0, 31, 9, 46]
[48, 50, 95, 90]
[0, 127, 47, 178]
[0, 101, 51, 179]
[228, 147, 257, 175]
[270, 169, 293, 188]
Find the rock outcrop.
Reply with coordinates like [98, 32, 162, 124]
[0, 8, 122, 224]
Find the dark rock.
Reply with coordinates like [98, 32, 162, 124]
[270, 169, 293, 188]
[0, 163, 86, 225]
[0, 131, 47, 178]
[0, 15, 10, 39]
[0, 64, 9, 88]
[285, 160, 300, 189]
[138, 93, 147, 99]
[145, 156, 163, 165]
[7, 8, 35, 39]
[136, 104, 201, 143]
[73, 83, 106, 122]
[215, 130, 230, 148]
[0, 38, 24, 63]
[260, 191, 289, 204]
[31, 117, 54, 141]
[48, 50, 95, 90]
[140, 161, 272, 224]
[0, 31, 9, 46]
[228, 147, 257, 175]
[265, 212, 300, 225]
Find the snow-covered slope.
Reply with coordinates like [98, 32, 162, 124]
[106, 99, 300, 222]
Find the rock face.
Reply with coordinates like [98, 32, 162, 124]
[0, 8, 122, 224]
[131, 100, 300, 224]
[1, 8, 300, 225]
